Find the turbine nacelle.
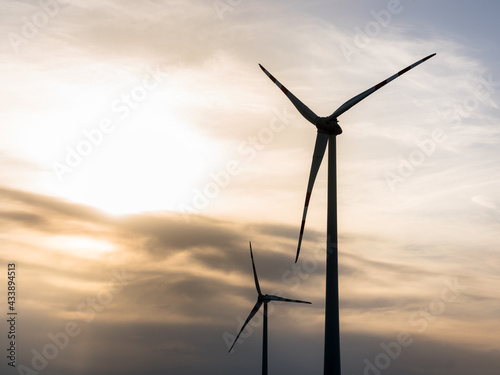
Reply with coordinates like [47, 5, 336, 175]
[315, 117, 342, 135]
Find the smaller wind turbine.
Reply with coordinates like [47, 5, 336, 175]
[228, 242, 311, 375]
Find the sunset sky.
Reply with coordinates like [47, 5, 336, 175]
[1, 1, 499, 374]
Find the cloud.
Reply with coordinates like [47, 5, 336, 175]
[471, 195, 497, 210]
[1, 162, 499, 374]
[342, 332, 500, 375]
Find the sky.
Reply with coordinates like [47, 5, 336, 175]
[1, 0, 499, 374]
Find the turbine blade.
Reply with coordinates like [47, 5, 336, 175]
[259, 64, 319, 125]
[296, 131, 329, 262]
[266, 295, 312, 304]
[249, 242, 262, 296]
[327, 53, 436, 120]
[228, 301, 263, 353]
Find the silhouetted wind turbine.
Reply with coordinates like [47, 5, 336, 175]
[259, 53, 436, 375]
[228, 242, 311, 375]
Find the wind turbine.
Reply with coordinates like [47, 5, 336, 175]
[228, 242, 311, 375]
[259, 53, 436, 375]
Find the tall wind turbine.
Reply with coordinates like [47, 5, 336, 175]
[228, 242, 311, 375]
[259, 53, 436, 375]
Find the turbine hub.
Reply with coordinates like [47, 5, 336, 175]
[316, 117, 342, 135]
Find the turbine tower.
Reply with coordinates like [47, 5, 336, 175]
[259, 53, 436, 375]
[228, 242, 311, 375]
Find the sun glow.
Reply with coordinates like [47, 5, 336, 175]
[57, 110, 213, 215]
